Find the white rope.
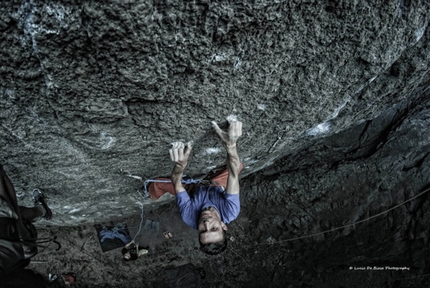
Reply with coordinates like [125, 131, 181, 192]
[132, 177, 201, 240]
[132, 189, 146, 241]
[252, 186, 430, 246]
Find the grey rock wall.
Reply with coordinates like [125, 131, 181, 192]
[0, 0, 429, 229]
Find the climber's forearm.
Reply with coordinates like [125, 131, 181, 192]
[226, 145, 240, 195]
[171, 163, 186, 194]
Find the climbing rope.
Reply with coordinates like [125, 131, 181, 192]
[250, 186, 430, 246]
[36, 236, 61, 253]
[132, 176, 202, 241]
[132, 187, 148, 241]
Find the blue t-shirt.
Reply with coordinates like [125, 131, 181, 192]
[176, 186, 240, 229]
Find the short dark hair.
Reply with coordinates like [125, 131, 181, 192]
[199, 230, 227, 255]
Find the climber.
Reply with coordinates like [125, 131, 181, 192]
[170, 119, 242, 255]
[0, 164, 53, 281]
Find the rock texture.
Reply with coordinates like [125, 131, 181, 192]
[0, 0, 429, 287]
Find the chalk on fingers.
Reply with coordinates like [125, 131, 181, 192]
[186, 140, 194, 148]
[226, 114, 238, 123]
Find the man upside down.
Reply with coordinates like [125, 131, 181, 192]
[169, 119, 243, 255]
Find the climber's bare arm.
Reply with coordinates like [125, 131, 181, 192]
[169, 141, 193, 194]
[212, 120, 242, 195]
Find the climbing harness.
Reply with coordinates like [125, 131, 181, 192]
[142, 177, 202, 194]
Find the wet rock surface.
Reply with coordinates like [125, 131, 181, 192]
[1, 0, 430, 287]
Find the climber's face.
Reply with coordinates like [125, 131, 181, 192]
[198, 207, 228, 244]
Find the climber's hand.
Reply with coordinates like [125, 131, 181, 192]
[212, 120, 242, 148]
[169, 141, 193, 168]
[170, 141, 192, 194]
